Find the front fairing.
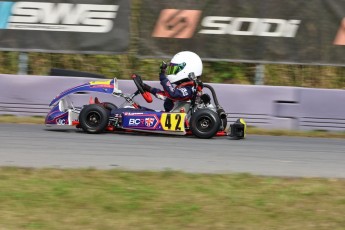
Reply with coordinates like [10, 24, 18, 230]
[45, 104, 69, 125]
[49, 79, 115, 106]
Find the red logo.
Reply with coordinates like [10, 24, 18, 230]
[152, 9, 202, 39]
[334, 18, 345, 45]
[145, 118, 155, 127]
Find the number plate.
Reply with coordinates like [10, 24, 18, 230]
[161, 113, 186, 132]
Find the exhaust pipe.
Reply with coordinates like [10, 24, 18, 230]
[217, 108, 227, 120]
[203, 84, 227, 119]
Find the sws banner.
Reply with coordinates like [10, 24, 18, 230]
[138, 0, 345, 66]
[0, 0, 130, 53]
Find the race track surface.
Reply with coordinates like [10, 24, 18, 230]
[0, 124, 344, 178]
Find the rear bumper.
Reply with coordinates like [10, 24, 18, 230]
[230, 118, 247, 139]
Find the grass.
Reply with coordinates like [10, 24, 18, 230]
[248, 126, 345, 139]
[0, 115, 45, 124]
[0, 167, 344, 230]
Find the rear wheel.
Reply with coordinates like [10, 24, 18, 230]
[102, 102, 118, 111]
[79, 104, 109, 134]
[190, 109, 220, 139]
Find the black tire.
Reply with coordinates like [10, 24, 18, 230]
[79, 104, 109, 134]
[190, 109, 221, 139]
[102, 102, 118, 111]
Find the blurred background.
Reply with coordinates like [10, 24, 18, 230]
[1, 0, 344, 89]
[2, 52, 345, 88]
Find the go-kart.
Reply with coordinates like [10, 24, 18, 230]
[45, 73, 246, 139]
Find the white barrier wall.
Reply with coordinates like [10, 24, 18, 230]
[1, 74, 344, 131]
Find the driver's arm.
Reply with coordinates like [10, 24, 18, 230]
[160, 75, 193, 100]
[142, 83, 167, 100]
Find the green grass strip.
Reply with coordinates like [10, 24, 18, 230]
[0, 167, 344, 229]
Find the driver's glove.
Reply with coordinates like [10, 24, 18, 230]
[160, 61, 167, 74]
[155, 93, 166, 100]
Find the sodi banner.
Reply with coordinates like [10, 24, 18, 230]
[138, 0, 345, 66]
[0, 0, 130, 53]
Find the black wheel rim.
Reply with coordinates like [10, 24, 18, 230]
[85, 111, 102, 128]
[196, 116, 213, 132]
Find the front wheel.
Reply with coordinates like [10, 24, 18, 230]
[190, 109, 221, 139]
[79, 104, 109, 134]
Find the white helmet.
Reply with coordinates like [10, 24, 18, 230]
[166, 51, 203, 84]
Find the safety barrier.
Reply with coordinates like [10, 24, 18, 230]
[0, 74, 344, 131]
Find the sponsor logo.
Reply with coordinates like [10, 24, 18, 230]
[56, 118, 67, 125]
[145, 118, 155, 127]
[152, 9, 201, 38]
[129, 118, 145, 126]
[178, 88, 188, 96]
[125, 114, 159, 129]
[0, 1, 118, 33]
[152, 9, 301, 39]
[199, 17, 300, 37]
[89, 80, 112, 85]
[334, 18, 345, 45]
[124, 112, 144, 115]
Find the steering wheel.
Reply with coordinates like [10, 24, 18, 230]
[131, 74, 153, 103]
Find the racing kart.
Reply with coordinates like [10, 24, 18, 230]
[45, 73, 246, 139]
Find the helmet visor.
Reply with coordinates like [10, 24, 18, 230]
[166, 62, 186, 75]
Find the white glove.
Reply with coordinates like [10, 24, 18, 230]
[155, 93, 166, 100]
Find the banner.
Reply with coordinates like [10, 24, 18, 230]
[0, 0, 130, 53]
[138, 0, 345, 66]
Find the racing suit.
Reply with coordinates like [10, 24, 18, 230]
[145, 73, 195, 112]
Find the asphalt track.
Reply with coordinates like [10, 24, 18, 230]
[0, 123, 344, 178]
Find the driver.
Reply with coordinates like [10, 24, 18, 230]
[142, 51, 203, 112]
